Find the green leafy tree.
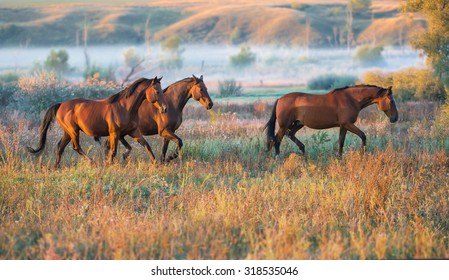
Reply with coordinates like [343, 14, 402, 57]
[161, 35, 184, 69]
[405, 0, 449, 86]
[43, 49, 69, 73]
[230, 45, 256, 69]
[349, 0, 372, 12]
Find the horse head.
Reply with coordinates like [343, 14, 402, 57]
[189, 74, 213, 110]
[376, 86, 398, 123]
[146, 76, 167, 113]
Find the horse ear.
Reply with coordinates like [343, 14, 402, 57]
[158, 76, 163, 82]
[192, 74, 199, 83]
[388, 86, 392, 93]
[199, 75, 203, 81]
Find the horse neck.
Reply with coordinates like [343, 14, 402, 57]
[119, 89, 146, 119]
[166, 80, 194, 112]
[349, 87, 379, 109]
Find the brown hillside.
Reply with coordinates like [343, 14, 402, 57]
[154, 5, 316, 45]
[357, 16, 425, 45]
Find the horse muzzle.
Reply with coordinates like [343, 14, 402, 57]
[206, 100, 213, 110]
[390, 116, 398, 123]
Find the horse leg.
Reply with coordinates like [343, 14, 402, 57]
[338, 127, 348, 157]
[54, 132, 71, 169]
[119, 137, 132, 160]
[288, 123, 305, 154]
[107, 133, 118, 165]
[161, 129, 183, 162]
[129, 130, 156, 163]
[64, 126, 94, 165]
[161, 138, 170, 162]
[342, 123, 366, 154]
[274, 127, 287, 160]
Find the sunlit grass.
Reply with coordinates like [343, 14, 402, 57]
[1, 101, 449, 259]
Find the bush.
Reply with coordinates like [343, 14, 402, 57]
[43, 49, 70, 73]
[0, 83, 18, 108]
[218, 79, 243, 97]
[0, 71, 20, 83]
[308, 74, 358, 90]
[14, 71, 121, 116]
[353, 45, 385, 66]
[362, 68, 445, 101]
[83, 64, 116, 81]
[230, 45, 256, 69]
[161, 35, 184, 70]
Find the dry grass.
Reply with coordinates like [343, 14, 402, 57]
[1, 99, 448, 260]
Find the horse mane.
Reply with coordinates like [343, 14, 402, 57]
[163, 77, 194, 94]
[330, 84, 385, 95]
[106, 78, 153, 103]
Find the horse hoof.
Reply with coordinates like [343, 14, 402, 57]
[275, 155, 280, 161]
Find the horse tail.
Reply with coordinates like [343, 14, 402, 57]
[26, 103, 61, 155]
[264, 99, 278, 152]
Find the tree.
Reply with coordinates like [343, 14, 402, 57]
[405, 0, 449, 86]
[160, 35, 184, 70]
[349, 0, 372, 12]
[43, 49, 69, 73]
[346, 0, 372, 50]
[230, 45, 256, 69]
[122, 47, 145, 86]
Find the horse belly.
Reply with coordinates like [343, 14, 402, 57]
[297, 108, 339, 129]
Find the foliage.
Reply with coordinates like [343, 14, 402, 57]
[0, 83, 18, 107]
[83, 64, 116, 82]
[230, 45, 256, 69]
[160, 35, 184, 70]
[349, 0, 372, 12]
[362, 67, 446, 101]
[353, 44, 385, 66]
[308, 73, 358, 90]
[229, 27, 241, 45]
[12, 71, 121, 116]
[0, 71, 20, 83]
[218, 79, 243, 97]
[405, 0, 449, 86]
[43, 49, 70, 73]
[122, 47, 142, 68]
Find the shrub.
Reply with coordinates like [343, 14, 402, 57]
[161, 35, 184, 70]
[14, 71, 121, 116]
[83, 64, 116, 82]
[0, 83, 18, 107]
[230, 45, 256, 69]
[308, 74, 358, 90]
[0, 71, 20, 83]
[43, 49, 70, 73]
[353, 45, 385, 66]
[362, 68, 445, 101]
[218, 79, 243, 97]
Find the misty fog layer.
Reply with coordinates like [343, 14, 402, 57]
[0, 44, 425, 87]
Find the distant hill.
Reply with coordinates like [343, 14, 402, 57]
[0, 0, 424, 47]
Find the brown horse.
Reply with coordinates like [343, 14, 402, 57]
[27, 77, 167, 167]
[265, 84, 398, 158]
[100, 75, 213, 162]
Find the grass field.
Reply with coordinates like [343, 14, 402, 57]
[1, 98, 449, 259]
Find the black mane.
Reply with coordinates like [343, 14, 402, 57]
[163, 77, 194, 94]
[107, 78, 153, 103]
[330, 84, 384, 94]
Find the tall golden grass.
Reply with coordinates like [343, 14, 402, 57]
[0, 101, 448, 259]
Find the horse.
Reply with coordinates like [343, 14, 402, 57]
[27, 77, 167, 168]
[99, 74, 213, 162]
[264, 84, 398, 158]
